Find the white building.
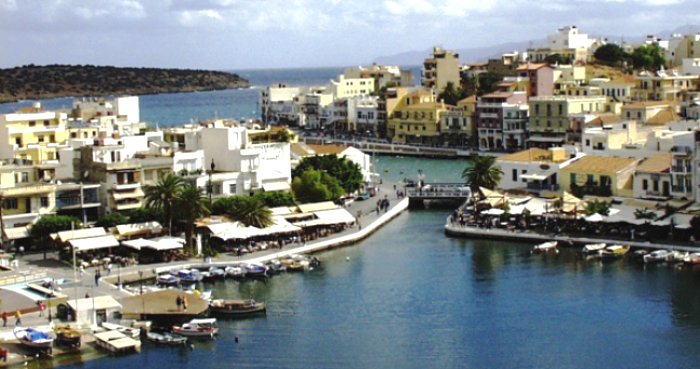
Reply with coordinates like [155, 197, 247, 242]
[547, 25, 596, 50]
[329, 75, 375, 99]
[497, 147, 582, 193]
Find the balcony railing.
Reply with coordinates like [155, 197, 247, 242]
[527, 183, 559, 191]
[671, 165, 692, 173]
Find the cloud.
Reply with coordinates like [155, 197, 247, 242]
[178, 9, 223, 26]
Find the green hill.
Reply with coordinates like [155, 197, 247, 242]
[0, 64, 250, 103]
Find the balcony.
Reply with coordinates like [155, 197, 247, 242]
[479, 113, 499, 119]
[112, 182, 140, 191]
[671, 165, 692, 173]
[527, 183, 560, 192]
[0, 184, 54, 197]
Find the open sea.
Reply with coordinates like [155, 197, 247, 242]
[4, 68, 700, 368]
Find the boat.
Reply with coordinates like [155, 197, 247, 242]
[582, 243, 606, 254]
[14, 327, 55, 351]
[101, 322, 141, 338]
[207, 267, 225, 279]
[173, 269, 203, 284]
[643, 250, 670, 264]
[185, 288, 212, 302]
[224, 265, 246, 278]
[263, 259, 285, 274]
[172, 318, 218, 338]
[157, 273, 179, 286]
[667, 251, 688, 263]
[242, 263, 268, 278]
[600, 244, 630, 259]
[94, 330, 141, 353]
[532, 241, 558, 253]
[683, 252, 700, 265]
[55, 325, 81, 348]
[146, 331, 187, 345]
[209, 299, 266, 316]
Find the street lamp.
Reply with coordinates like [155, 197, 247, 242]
[48, 278, 54, 322]
[208, 159, 216, 203]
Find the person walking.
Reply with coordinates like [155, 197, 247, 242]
[182, 295, 188, 311]
[95, 270, 101, 287]
[38, 301, 45, 317]
[14, 310, 21, 326]
[2, 311, 7, 327]
[176, 295, 182, 311]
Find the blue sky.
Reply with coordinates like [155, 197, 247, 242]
[0, 0, 697, 70]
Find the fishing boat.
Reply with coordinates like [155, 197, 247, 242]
[157, 273, 179, 286]
[14, 327, 55, 351]
[532, 241, 558, 253]
[173, 269, 203, 284]
[172, 318, 218, 338]
[208, 267, 225, 279]
[55, 325, 81, 348]
[600, 244, 630, 259]
[582, 243, 606, 254]
[146, 331, 187, 345]
[643, 250, 670, 263]
[683, 252, 700, 265]
[242, 263, 268, 278]
[224, 265, 246, 278]
[209, 299, 266, 316]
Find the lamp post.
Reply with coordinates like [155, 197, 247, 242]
[208, 159, 216, 203]
[48, 278, 54, 322]
[117, 264, 121, 290]
[139, 270, 145, 317]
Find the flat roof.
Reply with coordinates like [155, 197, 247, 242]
[498, 148, 559, 163]
[636, 154, 671, 173]
[563, 156, 638, 174]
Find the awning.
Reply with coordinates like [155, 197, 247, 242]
[269, 206, 294, 216]
[112, 188, 145, 201]
[296, 201, 337, 213]
[115, 221, 163, 237]
[527, 136, 565, 143]
[4, 226, 29, 240]
[257, 216, 302, 235]
[67, 295, 121, 312]
[69, 235, 120, 251]
[122, 237, 184, 251]
[208, 222, 264, 241]
[294, 208, 356, 227]
[521, 173, 549, 181]
[55, 227, 107, 243]
[262, 181, 291, 192]
[481, 208, 505, 216]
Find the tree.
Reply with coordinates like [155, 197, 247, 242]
[544, 53, 572, 65]
[584, 199, 611, 216]
[95, 212, 129, 228]
[253, 191, 296, 207]
[292, 169, 344, 203]
[226, 196, 273, 228]
[292, 155, 363, 194]
[127, 207, 163, 223]
[173, 183, 210, 254]
[462, 155, 503, 191]
[594, 44, 628, 66]
[30, 215, 82, 258]
[475, 72, 503, 96]
[438, 81, 462, 105]
[631, 44, 665, 71]
[144, 173, 184, 235]
[634, 208, 657, 221]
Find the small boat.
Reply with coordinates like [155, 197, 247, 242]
[157, 273, 179, 286]
[55, 325, 81, 348]
[146, 331, 187, 345]
[172, 318, 218, 338]
[94, 330, 141, 353]
[643, 250, 670, 264]
[582, 243, 606, 254]
[667, 251, 687, 263]
[185, 288, 212, 302]
[242, 263, 268, 278]
[600, 244, 630, 259]
[263, 260, 285, 274]
[683, 252, 700, 265]
[101, 322, 141, 338]
[208, 267, 225, 279]
[14, 327, 55, 350]
[532, 241, 558, 253]
[173, 269, 203, 284]
[209, 299, 266, 316]
[224, 265, 246, 278]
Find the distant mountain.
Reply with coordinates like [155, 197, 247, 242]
[0, 64, 250, 103]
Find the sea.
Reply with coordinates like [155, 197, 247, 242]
[5, 68, 700, 368]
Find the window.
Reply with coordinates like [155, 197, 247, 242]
[229, 184, 237, 194]
[38, 135, 45, 143]
[585, 139, 590, 147]
[71, 132, 77, 138]
[50, 135, 55, 143]
[558, 104, 563, 115]
[44, 120, 50, 127]
[652, 180, 659, 192]
[40, 197, 49, 207]
[29, 121, 36, 127]
[512, 169, 518, 181]
[570, 173, 576, 184]
[4, 198, 17, 209]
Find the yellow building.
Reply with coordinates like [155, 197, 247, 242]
[0, 162, 56, 228]
[527, 96, 607, 147]
[560, 156, 638, 198]
[633, 70, 698, 101]
[422, 47, 461, 93]
[386, 87, 434, 141]
[0, 108, 69, 163]
[388, 89, 448, 145]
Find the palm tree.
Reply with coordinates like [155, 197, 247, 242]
[227, 196, 273, 228]
[144, 173, 184, 235]
[462, 155, 503, 191]
[174, 183, 210, 253]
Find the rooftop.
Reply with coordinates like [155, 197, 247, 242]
[563, 156, 638, 174]
[636, 154, 671, 173]
[498, 148, 565, 163]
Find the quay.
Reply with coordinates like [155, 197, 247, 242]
[301, 137, 501, 158]
[120, 290, 208, 320]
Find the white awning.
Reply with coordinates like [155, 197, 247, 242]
[55, 227, 107, 243]
[269, 206, 294, 216]
[69, 235, 120, 251]
[4, 226, 29, 240]
[262, 181, 291, 192]
[527, 136, 564, 143]
[122, 237, 184, 251]
[297, 201, 337, 213]
[115, 221, 163, 237]
[257, 216, 301, 235]
[295, 208, 356, 227]
[67, 295, 122, 312]
[521, 173, 549, 181]
[208, 222, 264, 240]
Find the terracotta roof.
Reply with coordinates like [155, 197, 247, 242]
[497, 148, 557, 163]
[645, 109, 679, 125]
[291, 143, 346, 157]
[562, 156, 638, 174]
[516, 63, 549, 71]
[636, 154, 671, 173]
[607, 75, 636, 84]
[585, 114, 622, 127]
[457, 95, 477, 105]
[482, 91, 514, 99]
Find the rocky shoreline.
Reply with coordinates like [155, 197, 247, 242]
[0, 64, 250, 103]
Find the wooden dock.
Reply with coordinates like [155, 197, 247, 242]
[119, 290, 208, 320]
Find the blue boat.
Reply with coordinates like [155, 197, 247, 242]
[172, 269, 203, 283]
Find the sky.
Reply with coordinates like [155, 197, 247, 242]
[0, 0, 698, 70]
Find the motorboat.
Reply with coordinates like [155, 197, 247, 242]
[173, 269, 203, 284]
[172, 318, 218, 338]
[532, 241, 558, 253]
[157, 273, 179, 286]
[14, 327, 55, 350]
[185, 288, 213, 302]
[582, 243, 606, 254]
[209, 299, 266, 316]
[224, 265, 246, 278]
[643, 250, 670, 264]
[600, 244, 630, 259]
[683, 252, 700, 265]
[242, 263, 268, 278]
[667, 251, 688, 263]
[208, 267, 225, 279]
[55, 325, 81, 348]
[146, 331, 187, 345]
[263, 260, 285, 274]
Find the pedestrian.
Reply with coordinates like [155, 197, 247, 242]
[85, 293, 90, 298]
[2, 311, 7, 327]
[182, 296, 188, 311]
[176, 295, 182, 311]
[14, 310, 21, 326]
[79, 264, 84, 276]
[106, 263, 112, 275]
[95, 270, 101, 287]
[18, 246, 24, 257]
[38, 301, 44, 317]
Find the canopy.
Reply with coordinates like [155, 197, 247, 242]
[508, 205, 526, 215]
[122, 237, 185, 251]
[269, 206, 294, 216]
[54, 227, 107, 243]
[561, 192, 586, 213]
[297, 201, 337, 213]
[262, 181, 291, 192]
[585, 213, 604, 223]
[294, 208, 356, 228]
[4, 226, 29, 240]
[257, 216, 301, 235]
[479, 187, 507, 207]
[520, 173, 549, 181]
[115, 221, 163, 238]
[481, 208, 505, 216]
[209, 222, 264, 241]
[69, 235, 120, 251]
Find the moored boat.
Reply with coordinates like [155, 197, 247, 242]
[643, 250, 670, 264]
[683, 252, 700, 265]
[14, 327, 55, 351]
[209, 299, 266, 316]
[600, 244, 630, 259]
[55, 325, 81, 348]
[224, 265, 246, 278]
[582, 243, 606, 254]
[532, 241, 558, 253]
[157, 273, 179, 286]
[208, 267, 225, 279]
[173, 269, 203, 284]
[242, 263, 268, 278]
[172, 318, 218, 338]
[146, 331, 187, 345]
[101, 322, 141, 338]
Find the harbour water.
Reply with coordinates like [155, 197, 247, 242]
[51, 155, 700, 369]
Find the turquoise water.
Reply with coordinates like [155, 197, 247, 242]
[55, 156, 700, 369]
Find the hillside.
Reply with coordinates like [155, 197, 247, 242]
[0, 64, 250, 103]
